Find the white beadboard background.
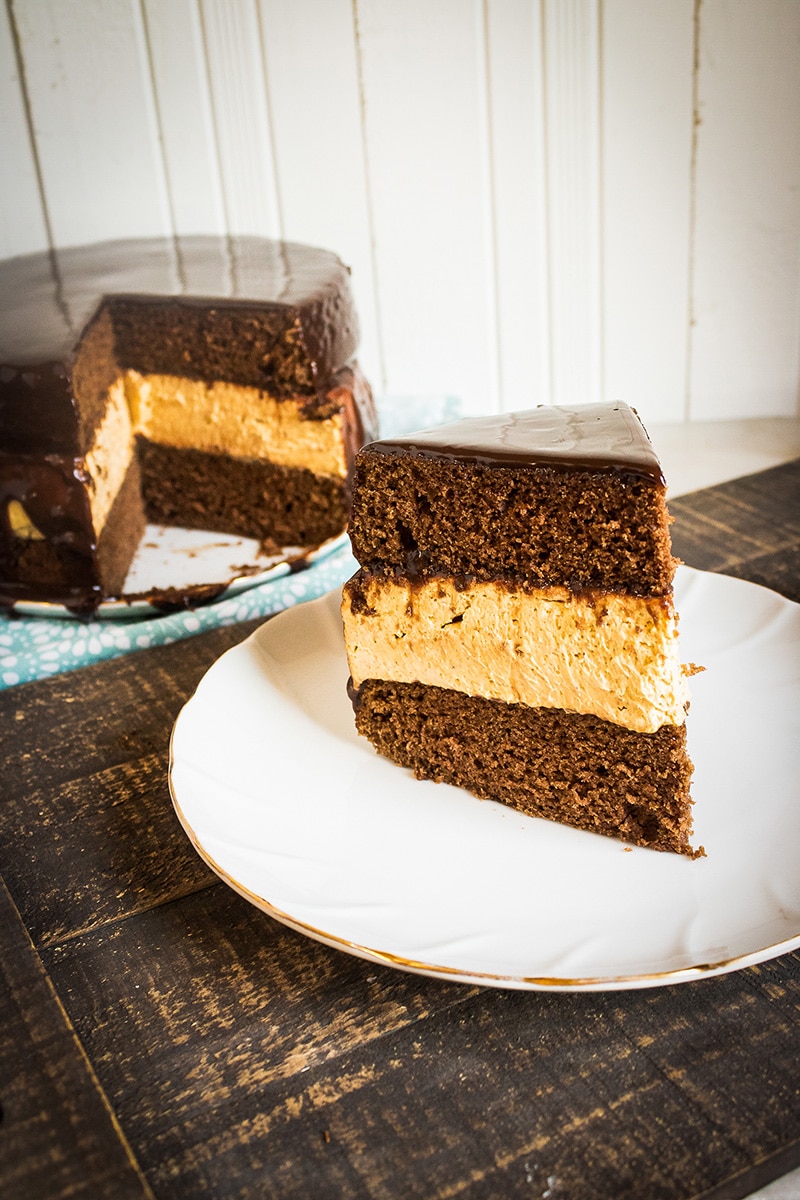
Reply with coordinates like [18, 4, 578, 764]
[2, 0, 800, 430]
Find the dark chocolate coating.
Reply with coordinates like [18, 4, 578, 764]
[0, 235, 360, 453]
[364, 403, 664, 486]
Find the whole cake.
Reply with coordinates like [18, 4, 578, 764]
[0, 236, 376, 612]
[341, 403, 701, 857]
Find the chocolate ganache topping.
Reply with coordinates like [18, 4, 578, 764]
[0, 236, 360, 422]
[366, 403, 665, 486]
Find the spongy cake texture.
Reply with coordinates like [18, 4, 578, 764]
[342, 404, 700, 857]
[348, 453, 674, 595]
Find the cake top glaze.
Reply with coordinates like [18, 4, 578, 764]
[364, 402, 664, 486]
[0, 236, 361, 457]
[0, 235, 357, 366]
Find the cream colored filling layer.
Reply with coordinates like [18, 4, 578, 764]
[10, 367, 346, 546]
[342, 575, 690, 734]
[125, 371, 347, 478]
[83, 375, 136, 533]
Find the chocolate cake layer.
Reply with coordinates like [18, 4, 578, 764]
[138, 442, 350, 547]
[0, 454, 97, 602]
[351, 679, 699, 857]
[348, 405, 674, 597]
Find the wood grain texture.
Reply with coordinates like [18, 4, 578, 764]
[0, 878, 151, 1199]
[39, 885, 481, 1198]
[1, 463, 799, 1199]
[0, 617, 262, 807]
[669, 459, 800, 600]
[0, 620, 263, 945]
[38, 907, 800, 1199]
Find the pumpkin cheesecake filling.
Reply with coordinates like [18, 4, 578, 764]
[342, 574, 689, 734]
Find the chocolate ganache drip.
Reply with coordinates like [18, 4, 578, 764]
[368, 403, 665, 486]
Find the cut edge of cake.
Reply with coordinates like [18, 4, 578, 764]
[341, 402, 703, 858]
[0, 237, 377, 613]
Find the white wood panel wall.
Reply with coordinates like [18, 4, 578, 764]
[2, 0, 799, 425]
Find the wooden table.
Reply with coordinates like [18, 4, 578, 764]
[2, 461, 799, 1200]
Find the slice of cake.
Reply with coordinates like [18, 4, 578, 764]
[341, 403, 701, 857]
[0, 236, 376, 613]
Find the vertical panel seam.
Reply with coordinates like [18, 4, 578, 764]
[137, 0, 179, 248]
[597, 0, 605, 402]
[542, 0, 602, 406]
[479, 0, 502, 413]
[589, 0, 602, 405]
[540, 0, 555, 405]
[197, 0, 282, 236]
[197, 0, 233, 235]
[352, 0, 387, 396]
[254, 0, 285, 239]
[685, 0, 703, 423]
[5, 0, 54, 252]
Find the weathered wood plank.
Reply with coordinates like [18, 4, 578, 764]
[0, 462, 797, 1200]
[0, 877, 151, 1199]
[40, 883, 481, 1198]
[0, 620, 263, 944]
[0, 751, 216, 946]
[40, 885, 800, 1199]
[669, 459, 800, 584]
[719, 545, 800, 606]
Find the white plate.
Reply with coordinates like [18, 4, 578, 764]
[169, 567, 800, 991]
[13, 527, 348, 619]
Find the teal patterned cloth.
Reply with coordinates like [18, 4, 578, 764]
[1, 396, 461, 690]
